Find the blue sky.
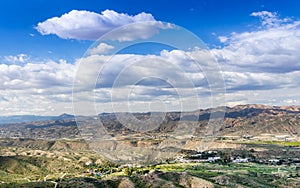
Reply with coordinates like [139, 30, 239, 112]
[2, 0, 300, 61]
[1, 0, 300, 115]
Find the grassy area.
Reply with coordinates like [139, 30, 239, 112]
[241, 140, 300, 147]
[157, 162, 299, 187]
[1, 161, 299, 187]
[0, 153, 299, 187]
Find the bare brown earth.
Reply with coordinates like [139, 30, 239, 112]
[0, 104, 299, 187]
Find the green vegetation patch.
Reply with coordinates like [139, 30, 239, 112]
[242, 141, 300, 147]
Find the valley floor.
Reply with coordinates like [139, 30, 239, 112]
[0, 138, 299, 188]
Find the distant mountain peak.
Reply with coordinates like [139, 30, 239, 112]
[58, 113, 75, 118]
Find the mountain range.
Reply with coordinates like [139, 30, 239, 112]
[0, 104, 299, 140]
[0, 113, 75, 124]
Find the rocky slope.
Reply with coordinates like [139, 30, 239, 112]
[0, 104, 299, 139]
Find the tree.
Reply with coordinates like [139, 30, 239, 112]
[124, 167, 133, 176]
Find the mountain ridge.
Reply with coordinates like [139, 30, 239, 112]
[0, 113, 75, 124]
[0, 104, 298, 140]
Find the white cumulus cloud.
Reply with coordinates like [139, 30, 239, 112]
[213, 11, 300, 73]
[2, 10, 300, 115]
[210, 11, 300, 106]
[218, 36, 228, 43]
[250, 11, 291, 28]
[88, 43, 115, 55]
[36, 9, 172, 41]
[4, 54, 29, 63]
